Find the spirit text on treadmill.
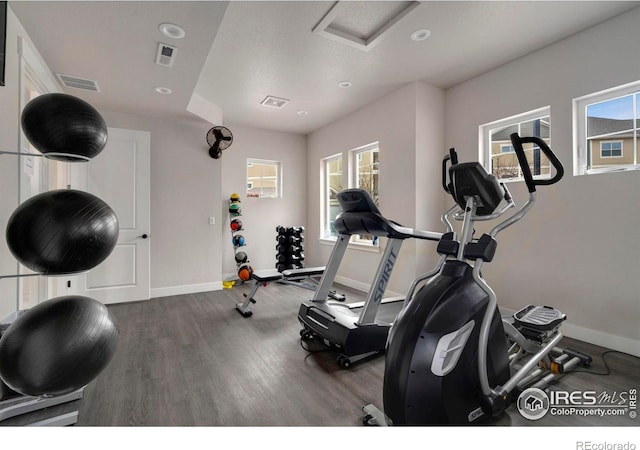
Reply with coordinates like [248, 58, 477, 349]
[373, 247, 397, 305]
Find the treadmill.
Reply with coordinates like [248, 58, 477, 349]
[297, 188, 442, 367]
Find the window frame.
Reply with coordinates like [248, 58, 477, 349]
[246, 158, 282, 199]
[349, 142, 380, 247]
[480, 106, 551, 183]
[573, 80, 640, 175]
[319, 142, 382, 251]
[321, 153, 343, 241]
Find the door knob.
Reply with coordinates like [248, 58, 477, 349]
[137, 233, 149, 239]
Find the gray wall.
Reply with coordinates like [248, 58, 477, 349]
[445, 7, 640, 354]
[220, 122, 307, 277]
[100, 111, 223, 296]
[0, 8, 40, 319]
[306, 82, 445, 296]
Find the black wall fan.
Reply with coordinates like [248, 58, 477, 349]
[206, 126, 233, 159]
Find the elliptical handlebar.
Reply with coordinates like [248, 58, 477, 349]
[441, 149, 457, 194]
[509, 133, 564, 193]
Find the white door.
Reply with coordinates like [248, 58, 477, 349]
[68, 128, 150, 304]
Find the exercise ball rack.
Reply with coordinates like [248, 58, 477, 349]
[0, 93, 117, 427]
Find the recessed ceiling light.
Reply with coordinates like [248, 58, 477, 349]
[154, 86, 172, 95]
[338, 81, 352, 88]
[159, 23, 186, 39]
[297, 110, 308, 116]
[410, 29, 431, 41]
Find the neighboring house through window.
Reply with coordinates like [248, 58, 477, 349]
[574, 80, 639, 175]
[320, 142, 380, 247]
[480, 107, 552, 183]
[246, 158, 281, 198]
[322, 154, 342, 239]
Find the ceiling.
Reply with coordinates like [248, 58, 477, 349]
[10, 1, 640, 135]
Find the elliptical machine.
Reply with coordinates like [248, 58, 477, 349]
[362, 133, 591, 425]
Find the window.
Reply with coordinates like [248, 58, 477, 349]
[600, 141, 623, 158]
[501, 144, 515, 153]
[320, 143, 380, 247]
[574, 81, 640, 175]
[322, 154, 343, 239]
[350, 143, 379, 246]
[246, 159, 281, 198]
[480, 107, 551, 183]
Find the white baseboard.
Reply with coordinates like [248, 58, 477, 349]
[334, 275, 403, 299]
[326, 280, 640, 357]
[334, 275, 369, 293]
[500, 307, 640, 357]
[150, 281, 222, 299]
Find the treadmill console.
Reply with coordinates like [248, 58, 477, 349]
[336, 189, 381, 214]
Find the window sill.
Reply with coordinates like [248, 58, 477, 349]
[580, 165, 640, 176]
[319, 238, 381, 253]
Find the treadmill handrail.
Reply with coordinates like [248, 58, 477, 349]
[335, 189, 442, 241]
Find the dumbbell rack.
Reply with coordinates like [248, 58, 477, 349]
[275, 226, 305, 272]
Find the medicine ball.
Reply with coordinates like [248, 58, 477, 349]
[0, 295, 118, 397]
[229, 193, 241, 203]
[229, 203, 241, 216]
[6, 189, 119, 275]
[238, 264, 253, 281]
[21, 93, 108, 162]
[230, 219, 243, 231]
[232, 235, 245, 247]
[235, 251, 248, 264]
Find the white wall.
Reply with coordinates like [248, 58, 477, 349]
[100, 111, 223, 297]
[221, 122, 306, 277]
[415, 82, 447, 274]
[0, 7, 23, 320]
[306, 82, 445, 295]
[0, 7, 56, 319]
[445, 7, 640, 355]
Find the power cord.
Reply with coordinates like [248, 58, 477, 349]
[574, 349, 640, 376]
[299, 337, 332, 354]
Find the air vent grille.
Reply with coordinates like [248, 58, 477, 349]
[56, 73, 100, 92]
[260, 95, 290, 109]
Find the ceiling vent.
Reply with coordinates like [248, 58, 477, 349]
[156, 43, 177, 67]
[56, 73, 100, 92]
[260, 95, 290, 109]
[313, 1, 421, 52]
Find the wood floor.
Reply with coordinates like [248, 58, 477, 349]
[1, 281, 639, 427]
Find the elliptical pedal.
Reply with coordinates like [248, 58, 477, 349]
[512, 305, 566, 344]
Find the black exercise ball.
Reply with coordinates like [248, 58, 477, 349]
[6, 189, 119, 275]
[21, 93, 108, 162]
[0, 295, 119, 397]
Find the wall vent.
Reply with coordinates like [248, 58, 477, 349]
[156, 43, 177, 67]
[56, 73, 100, 92]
